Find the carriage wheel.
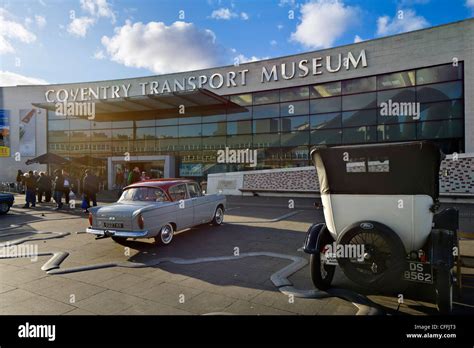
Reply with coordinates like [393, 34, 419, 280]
[310, 227, 335, 291]
[337, 221, 406, 291]
[435, 268, 453, 314]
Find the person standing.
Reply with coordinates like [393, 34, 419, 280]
[44, 172, 52, 202]
[128, 166, 141, 185]
[23, 171, 36, 208]
[16, 169, 23, 193]
[115, 168, 124, 189]
[62, 170, 71, 205]
[53, 169, 64, 210]
[82, 169, 99, 213]
[36, 172, 51, 203]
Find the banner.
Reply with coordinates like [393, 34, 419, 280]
[0, 109, 10, 157]
[19, 109, 37, 157]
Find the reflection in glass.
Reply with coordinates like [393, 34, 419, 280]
[202, 136, 226, 150]
[377, 71, 415, 90]
[112, 128, 133, 140]
[416, 81, 463, 103]
[310, 129, 342, 145]
[280, 86, 309, 102]
[227, 120, 252, 135]
[202, 123, 227, 136]
[342, 76, 376, 94]
[253, 90, 279, 105]
[377, 88, 416, 105]
[417, 119, 463, 139]
[253, 133, 280, 147]
[281, 131, 309, 146]
[252, 104, 280, 119]
[310, 81, 341, 98]
[156, 126, 178, 138]
[342, 126, 376, 144]
[342, 109, 377, 127]
[179, 137, 202, 150]
[310, 96, 341, 114]
[48, 120, 69, 131]
[310, 113, 341, 129]
[342, 92, 376, 110]
[419, 100, 463, 121]
[179, 116, 202, 125]
[280, 100, 309, 117]
[253, 118, 280, 133]
[179, 124, 202, 137]
[136, 127, 156, 140]
[416, 63, 463, 85]
[281, 116, 309, 132]
[230, 94, 252, 106]
[227, 107, 251, 121]
[226, 135, 252, 149]
[377, 123, 416, 142]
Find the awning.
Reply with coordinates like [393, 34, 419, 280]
[32, 88, 246, 122]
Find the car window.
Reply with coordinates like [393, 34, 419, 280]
[187, 183, 202, 198]
[168, 184, 188, 201]
[119, 187, 169, 202]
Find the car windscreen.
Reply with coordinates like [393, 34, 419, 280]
[119, 187, 169, 202]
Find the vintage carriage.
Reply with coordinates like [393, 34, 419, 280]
[303, 141, 458, 313]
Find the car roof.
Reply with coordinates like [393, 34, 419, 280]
[124, 178, 196, 191]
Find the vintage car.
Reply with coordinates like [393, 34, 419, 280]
[303, 141, 458, 313]
[0, 192, 14, 215]
[86, 179, 226, 245]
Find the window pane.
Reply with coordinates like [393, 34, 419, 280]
[70, 118, 90, 130]
[179, 116, 202, 125]
[91, 129, 111, 141]
[135, 119, 155, 127]
[91, 121, 112, 129]
[281, 116, 310, 132]
[136, 127, 156, 140]
[179, 124, 202, 137]
[227, 120, 252, 135]
[377, 71, 415, 90]
[280, 86, 309, 102]
[112, 120, 133, 128]
[377, 109, 417, 124]
[202, 123, 226, 136]
[112, 128, 133, 140]
[201, 113, 226, 123]
[157, 138, 179, 151]
[230, 94, 252, 106]
[342, 109, 377, 127]
[417, 119, 463, 139]
[342, 92, 376, 110]
[281, 131, 309, 146]
[253, 104, 280, 119]
[253, 133, 280, 147]
[310, 96, 341, 113]
[253, 90, 279, 105]
[179, 137, 202, 150]
[156, 117, 178, 126]
[416, 63, 463, 85]
[280, 100, 309, 116]
[377, 87, 416, 105]
[49, 120, 69, 130]
[310, 81, 341, 98]
[342, 126, 376, 144]
[310, 129, 342, 145]
[227, 107, 252, 121]
[156, 126, 178, 138]
[416, 81, 463, 103]
[134, 140, 156, 153]
[310, 113, 342, 129]
[201, 136, 226, 150]
[48, 130, 69, 142]
[253, 118, 280, 133]
[342, 76, 376, 94]
[70, 130, 90, 141]
[377, 123, 416, 142]
[226, 135, 252, 149]
[420, 100, 463, 121]
[281, 146, 309, 161]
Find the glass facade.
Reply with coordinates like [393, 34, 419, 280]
[48, 62, 464, 181]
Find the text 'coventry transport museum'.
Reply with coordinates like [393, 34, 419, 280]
[0, 18, 472, 188]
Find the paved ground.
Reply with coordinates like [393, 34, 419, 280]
[1, 194, 474, 315]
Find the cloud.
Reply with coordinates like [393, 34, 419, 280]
[277, 24, 284, 30]
[0, 70, 48, 86]
[279, 0, 298, 8]
[354, 35, 363, 43]
[80, 0, 116, 23]
[0, 8, 37, 54]
[290, 0, 359, 49]
[93, 49, 105, 60]
[210, 8, 249, 20]
[101, 20, 226, 74]
[466, 0, 474, 10]
[235, 54, 269, 64]
[376, 9, 429, 36]
[67, 16, 95, 37]
[35, 15, 46, 28]
[270, 40, 277, 46]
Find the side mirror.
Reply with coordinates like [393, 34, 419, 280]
[314, 201, 322, 210]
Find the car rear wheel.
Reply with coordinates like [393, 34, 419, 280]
[435, 268, 453, 314]
[155, 223, 174, 246]
[310, 227, 336, 291]
[0, 203, 10, 214]
[212, 206, 224, 226]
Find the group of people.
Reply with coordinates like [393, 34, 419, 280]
[18, 168, 100, 213]
[115, 167, 150, 189]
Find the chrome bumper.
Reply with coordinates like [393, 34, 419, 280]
[86, 227, 150, 238]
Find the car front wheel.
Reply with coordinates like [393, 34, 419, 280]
[155, 223, 174, 246]
[212, 206, 224, 226]
[0, 203, 10, 215]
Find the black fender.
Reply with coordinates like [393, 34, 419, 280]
[303, 223, 326, 254]
[433, 208, 459, 237]
[431, 228, 455, 270]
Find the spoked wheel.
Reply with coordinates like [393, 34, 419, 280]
[212, 206, 224, 226]
[337, 221, 406, 291]
[435, 268, 453, 314]
[155, 223, 174, 246]
[0, 203, 10, 215]
[310, 227, 336, 291]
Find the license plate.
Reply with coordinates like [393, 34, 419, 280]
[103, 222, 123, 228]
[403, 261, 433, 284]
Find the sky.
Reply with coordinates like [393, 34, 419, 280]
[0, 0, 473, 86]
